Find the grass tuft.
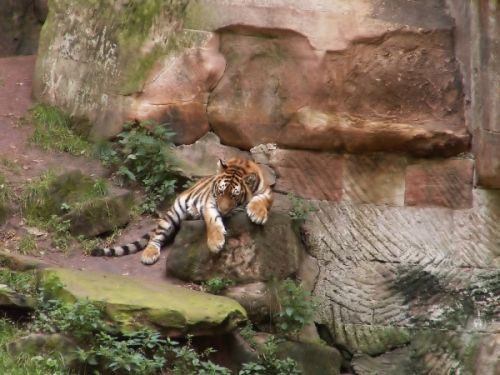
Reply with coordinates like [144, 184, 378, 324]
[30, 104, 92, 156]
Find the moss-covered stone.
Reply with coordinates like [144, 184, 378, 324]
[166, 212, 304, 283]
[62, 190, 135, 237]
[34, 0, 201, 138]
[39, 267, 247, 335]
[0, 251, 47, 271]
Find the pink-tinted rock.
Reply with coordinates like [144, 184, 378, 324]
[207, 26, 469, 156]
[405, 159, 473, 209]
[269, 149, 343, 201]
[474, 130, 500, 188]
[128, 38, 226, 145]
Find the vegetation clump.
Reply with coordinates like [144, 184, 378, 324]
[203, 277, 235, 295]
[95, 120, 181, 213]
[30, 104, 92, 156]
[272, 279, 317, 337]
[287, 193, 317, 221]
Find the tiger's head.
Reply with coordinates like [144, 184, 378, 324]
[212, 158, 262, 216]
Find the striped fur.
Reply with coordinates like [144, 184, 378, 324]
[91, 158, 273, 265]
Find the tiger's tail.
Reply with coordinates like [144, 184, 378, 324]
[90, 233, 151, 257]
[90, 210, 181, 258]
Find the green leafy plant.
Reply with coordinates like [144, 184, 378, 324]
[0, 269, 37, 295]
[287, 194, 317, 221]
[239, 336, 301, 375]
[30, 104, 92, 156]
[95, 121, 180, 213]
[17, 234, 37, 255]
[273, 279, 317, 337]
[203, 277, 235, 295]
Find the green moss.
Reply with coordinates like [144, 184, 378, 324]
[40, 267, 247, 334]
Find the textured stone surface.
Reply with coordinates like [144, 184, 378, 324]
[405, 158, 474, 209]
[166, 212, 304, 283]
[269, 149, 343, 201]
[208, 27, 468, 155]
[223, 282, 271, 323]
[0, 0, 44, 57]
[127, 38, 225, 144]
[448, 1, 500, 188]
[34, 0, 202, 139]
[40, 267, 247, 336]
[7, 333, 77, 365]
[302, 191, 500, 355]
[62, 190, 135, 238]
[343, 154, 406, 206]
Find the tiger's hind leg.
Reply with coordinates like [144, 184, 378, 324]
[141, 206, 183, 265]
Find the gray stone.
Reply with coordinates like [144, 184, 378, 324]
[166, 212, 304, 283]
[7, 333, 77, 365]
[223, 282, 272, 323]
[0, 284, 35, 310]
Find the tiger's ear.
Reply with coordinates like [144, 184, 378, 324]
[217, 159, 228, 172]
[244, 173, 258, 189]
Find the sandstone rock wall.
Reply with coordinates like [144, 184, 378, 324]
[35, 0, 469, 157]
[446, 1, 500, 188]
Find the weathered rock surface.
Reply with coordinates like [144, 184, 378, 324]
[223, 282, 271, 323]
[127, 38, 225, 145]
[0, 0, 45, 57]
[0, 284, 35, 310]
[62, 190, 135, 238]
[35, 0, 469, 157]
[40, 267, 247, 336]
[447, 1, 500, 188]
[302, 190, 500, 356]
[166, 212, 304, 283]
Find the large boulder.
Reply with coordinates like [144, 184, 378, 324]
[40, 267, 247, 336]
[166, 212, 304, 283]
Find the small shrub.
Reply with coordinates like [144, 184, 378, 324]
[274, 279, 317, 337]
[0, 269, 37, 295]
[171, 337, 231, 375]
[17, 234, 37, 255]
[203, 277, 235, 295]
[0, 173, 8, 203]
[30, 104, 92, 156]
[288, 194, 317, 221]
[239, 336, 301, 375]
[95, 121, 180, 213]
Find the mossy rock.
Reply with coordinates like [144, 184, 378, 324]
[7, 333, 77, 366]
[166, 212, 304, 283]
[0, 250, 47, 271]
[39, 268, 247, 336]
[62, 190, 135, 237]
[0, 284, 35, 310]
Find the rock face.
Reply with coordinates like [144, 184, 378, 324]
[0, 0, 45, 57]
[447, 1, 500, 188]
[302, 189, 500, 368]
[35, 0, 470, 157]
[40, 267, 247, 336]
[166, 212, 304, 283]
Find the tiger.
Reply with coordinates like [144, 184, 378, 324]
[91, 158, 273, 265]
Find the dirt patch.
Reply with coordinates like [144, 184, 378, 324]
[0, 55, 185, 286]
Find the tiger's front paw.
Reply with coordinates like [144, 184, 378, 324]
[207, 227, 225, 254]
[141, 244, 160, 265]
[247, 200, 268, 225]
